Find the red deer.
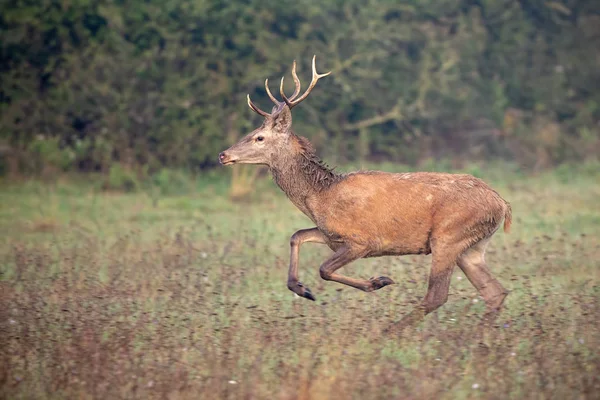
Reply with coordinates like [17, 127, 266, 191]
[219, 56, 512, 326]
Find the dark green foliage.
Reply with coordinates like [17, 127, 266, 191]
[1, 0, 599, 175]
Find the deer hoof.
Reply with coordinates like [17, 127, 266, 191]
[303, 289, 316, 301]
[369, 276, 395, 290]
[289, 281, 316, 301]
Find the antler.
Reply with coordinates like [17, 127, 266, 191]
[247, 56, 330, 117]
[280, 55, 330, 110]
[247, 78, 286, 117]
[246, 94, 271, 117]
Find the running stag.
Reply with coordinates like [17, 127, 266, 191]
[219, 56, 512, 326]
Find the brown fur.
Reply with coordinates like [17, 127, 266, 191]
[270, 138, 511, 256]
[219, 61, 511, 328]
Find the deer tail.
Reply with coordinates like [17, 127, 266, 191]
[503, 202, 512, 233]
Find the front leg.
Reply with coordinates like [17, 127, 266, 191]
[287, 228, 327, 301]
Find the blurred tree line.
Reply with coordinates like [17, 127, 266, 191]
[1, 0, 599, 176]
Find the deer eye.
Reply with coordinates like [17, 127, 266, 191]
[256, 136, 264, 142]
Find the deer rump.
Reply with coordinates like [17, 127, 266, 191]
[306, 171, 511, 258]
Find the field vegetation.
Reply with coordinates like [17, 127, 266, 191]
[1, 161, 599, 399]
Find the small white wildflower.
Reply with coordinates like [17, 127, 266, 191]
[200, 252, 208, 259]
[457, 276, 463, 280]
[147, 381, 154, 388]
[511, 352, 516, 357]
[472, 299, 479, 303]
[472, 383, 480, 389]
[9, 319, 16, 325]
[435, 358, 441, 361]
[449, 318, 456, 322]
[228, 380, 237, 385]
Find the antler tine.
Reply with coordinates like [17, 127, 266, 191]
[286, 55, 331, 110]
[247, 94, 270, 117]
[279, 76, 292, 108]
[278, 60, 303, 107]
[264, 79, 283, 107]
[289, 60, 302, 100]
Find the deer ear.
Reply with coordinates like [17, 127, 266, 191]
[273, 106, 292, 133]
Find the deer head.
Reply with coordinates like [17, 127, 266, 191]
[219, 56, 330, 167]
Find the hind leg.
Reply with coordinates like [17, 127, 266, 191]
[457, 238, 508, 312]
[319, 245, 395, 292]
[388, 243, 459, 331]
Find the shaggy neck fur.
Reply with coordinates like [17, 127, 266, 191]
[270, 134, 341, 219]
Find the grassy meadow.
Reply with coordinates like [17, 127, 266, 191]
[1, 162, 599, 399]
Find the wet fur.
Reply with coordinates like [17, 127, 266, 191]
[272, 134, 341, 192]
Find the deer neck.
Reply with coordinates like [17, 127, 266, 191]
[269, 136, 340, 220]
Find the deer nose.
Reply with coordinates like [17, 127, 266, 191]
[218, 151, 228, 164]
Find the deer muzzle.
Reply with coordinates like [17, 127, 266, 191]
[218, 151, 237, 165]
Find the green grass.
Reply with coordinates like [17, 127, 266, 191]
[1, 162, 599, 399]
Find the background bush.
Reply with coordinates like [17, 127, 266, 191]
[1, 0, 599, 176]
